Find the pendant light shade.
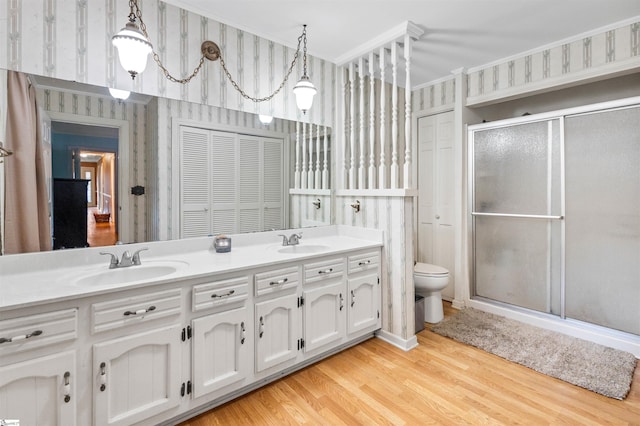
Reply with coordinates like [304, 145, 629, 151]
[108, 88, 130, 100]
[293, 75, 317, 113]
[112, 21, 152, 79]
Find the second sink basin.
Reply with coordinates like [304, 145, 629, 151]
[74, 260, 189, 287]
[277, 244, 330, 254]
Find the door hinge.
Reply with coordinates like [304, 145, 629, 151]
[181, 325, 192, 342]
[297, 338, 305, 350]
[298, 296, 305, 307]
[377, 277, 380, 285]
[180, 380, 192, 397]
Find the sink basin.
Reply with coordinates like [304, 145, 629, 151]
[73, 261, 188, 287]
[277, 244, 330, 254]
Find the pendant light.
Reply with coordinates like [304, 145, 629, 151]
[111, 1, 152, 79]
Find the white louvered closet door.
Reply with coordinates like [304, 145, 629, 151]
[211, 131, 238, 235]
[180, 126, 285, 237]
[262, 138, 283, 230]
[238, 136, 261, 233]
[180, 127, 211, 238]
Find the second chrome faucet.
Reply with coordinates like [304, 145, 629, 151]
[100, 247, 148, 269]
[278, 233, 302, 246]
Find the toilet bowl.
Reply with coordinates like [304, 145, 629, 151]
[414, 262, 449, 323]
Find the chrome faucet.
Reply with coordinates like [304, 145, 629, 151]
[278, 233, 302, 246]
[100, 247, 148, 269]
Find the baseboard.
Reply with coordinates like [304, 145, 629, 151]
[451, 298, 465, 310]
[376, 329, 418, 351]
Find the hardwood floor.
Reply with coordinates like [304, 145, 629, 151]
[179, 302, 640, 425]
[87, 207, 117, 247]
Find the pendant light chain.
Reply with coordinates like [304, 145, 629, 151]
[130, 0, 308, 102]
[132, 0, 206, 84]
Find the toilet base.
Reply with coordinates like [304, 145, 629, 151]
[422, 292, 444, 323]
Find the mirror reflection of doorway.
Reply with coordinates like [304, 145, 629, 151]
[79, 150, 118, 247]
[51, 121, 120, 248]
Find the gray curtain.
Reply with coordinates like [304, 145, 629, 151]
[4, 71, 51, 254]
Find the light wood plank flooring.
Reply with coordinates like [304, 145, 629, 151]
[179, 302, 640, 425]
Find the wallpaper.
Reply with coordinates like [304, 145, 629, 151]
[1, 0, 335, 126]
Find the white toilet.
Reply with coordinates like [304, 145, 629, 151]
[414, 262, 450, 323]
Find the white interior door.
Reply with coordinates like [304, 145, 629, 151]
[418, 111, 455, 299]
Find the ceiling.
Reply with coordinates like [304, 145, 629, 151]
[164, 0, 640, 88]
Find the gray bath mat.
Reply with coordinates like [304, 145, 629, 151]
[431, 308, 637, 400]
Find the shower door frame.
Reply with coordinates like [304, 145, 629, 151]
[467, 96, 640, 325]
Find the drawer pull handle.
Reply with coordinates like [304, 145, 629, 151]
[123, 305, 156, 316]
[318, 268, 333, 274]
[99, 362, 107, 391]
[0, 329, 43, 344]
[269, 278, 288, 286]
[64, 371, 71, 403]
[358, 260, 371, 266]
[211, 290, 235, 299]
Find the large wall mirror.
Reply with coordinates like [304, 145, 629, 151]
[0, 71, 333, 256]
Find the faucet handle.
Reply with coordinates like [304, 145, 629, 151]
[132, 247, 149, 265]
[100, 252, 119, 269]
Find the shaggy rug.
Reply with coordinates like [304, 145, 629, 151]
[431, 308, 637, 400]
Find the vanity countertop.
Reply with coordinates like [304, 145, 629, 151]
[0, 225, 383, 311]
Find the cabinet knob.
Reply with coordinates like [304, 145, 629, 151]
[435, 215, 440, 219]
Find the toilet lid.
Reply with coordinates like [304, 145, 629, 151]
[414, 262, 449, 275]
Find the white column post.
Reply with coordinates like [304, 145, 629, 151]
[378, 46, 387, 189]
[348, 62, 356, 189]
[358, 57, 366, 189]
[403, 34, 413, 189]
[368, 51, 376, 189]
[301, 120, 307, 189]
[307, 123, 315, 189]
[390, 42, 399, 189]
[322, 126, 329, 189]
[315, 123, 321, 189]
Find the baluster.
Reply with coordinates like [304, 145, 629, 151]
[358, 57, 366, 189]
[342, 67, 349, 189]
[315, 122, 321, 189]
[294, 120, 300, 188]
[308, 123, 315, 189]
[368, 51, 376, 189]
[348, 62, 356, 189]
[379, 46, 387, 189]
[403, 34, 413, 188]
[301, 121, 307, 189]
[390, 42, 399, 189]
[322, 126, 329, 189]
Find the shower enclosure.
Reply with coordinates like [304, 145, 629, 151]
[469, 98, 640, 336]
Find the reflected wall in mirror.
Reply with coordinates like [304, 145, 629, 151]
[0, 72, 333, 255]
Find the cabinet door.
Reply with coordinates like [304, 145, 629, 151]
[0, 351, 76, 426]
[93, 324, 181, 426]
[255, 293, 299, 372]
[192, 307, 249, 399]
[303, 281, 346, 353]
[347, 273, 380, 335]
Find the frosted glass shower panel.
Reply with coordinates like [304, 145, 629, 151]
[475, 216, 562, 313]
[564, 106, 640, 335]
[474, 120, 561, 215]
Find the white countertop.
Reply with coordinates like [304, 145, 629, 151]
[0, 225, 383, 311]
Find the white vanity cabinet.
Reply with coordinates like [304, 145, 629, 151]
[347, 251, 381, 335]
[91, 289, 183, 426]
[302, 257, 346, 353]
[0, 309, 78, 426]
[190, 275, 251, 400]
[254, 266, 301, 373]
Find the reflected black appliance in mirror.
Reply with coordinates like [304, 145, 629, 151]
[53, 178, 90, 250]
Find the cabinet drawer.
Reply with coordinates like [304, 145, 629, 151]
[0, 308, 77, 355]
[192, 276, 249, 312]
[304, 257, 344, 284]
[348, 251, 380, 274]
[91, 288, 181, 334]
[255, 266, 299, 297]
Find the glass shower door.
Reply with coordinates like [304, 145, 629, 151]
[564, 106, 640, 335]
[472, 119, 563, 314]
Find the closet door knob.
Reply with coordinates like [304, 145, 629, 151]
[435, 215, 440, 219]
